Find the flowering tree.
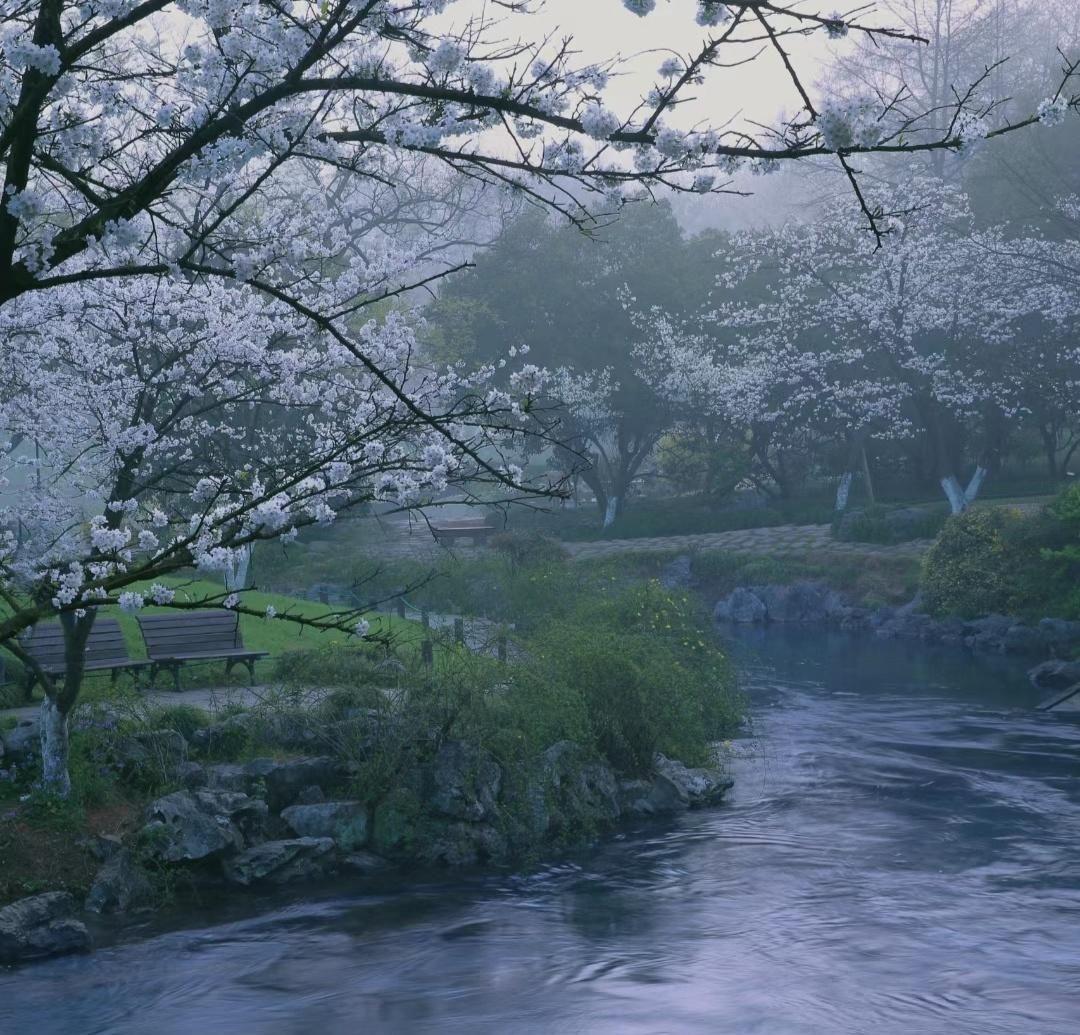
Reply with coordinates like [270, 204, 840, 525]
[0, 0, 1076, 792]
[636, 177, 1080, 513]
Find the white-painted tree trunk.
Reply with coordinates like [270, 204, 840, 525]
[225, 543, 253, 593]
[964, 466, 988, 506]
[941, 475, 967, 514]
[40, 697, 71, 798]
[602, 496, 619, 529]
[834, 471, 855, 514]
[941, 466, 990, 515]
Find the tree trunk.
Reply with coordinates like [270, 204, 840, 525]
[602, 496, 619, 529]
[860, 445, 876, 505]
[834, 471, 855, 514]
[940, 466, 989, 515]
[225, 543, 253, 592]
[39, 696, 71, 798]
[39, 609, 95, 796]
[940, 474, 967, 515]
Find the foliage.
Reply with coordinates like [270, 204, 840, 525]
[921, 508, 1022, 617]
[833, 503, 949, 544]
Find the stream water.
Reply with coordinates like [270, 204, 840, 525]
[3, 628, 1079, 1034]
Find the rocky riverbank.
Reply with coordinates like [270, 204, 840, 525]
[713, 580, 1080, 666]
[0, 704, 731, 967]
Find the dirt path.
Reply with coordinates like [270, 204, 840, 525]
[2, 684, 267, 724]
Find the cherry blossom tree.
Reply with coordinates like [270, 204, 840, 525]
[1, 0, 1076, 792]
[635, 176, 1080, 514]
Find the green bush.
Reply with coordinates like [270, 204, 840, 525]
[834, 503, 949, 544]
[920, 487, 1080, 620]
[148, 704, 210, 743]
[921, 507, 1024, 617]
[274, 643, 391, 688]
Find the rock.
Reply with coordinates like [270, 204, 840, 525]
[281, 801, 369, 851]
[116, 729, 188, 775]
[222, 838, 336, 887]
[659, 554, 692, 590]
[242, 756, 344, 811]
[653, 755, 732, 808]
[296, 784, 325, 805]
[1038, 618, 1080, 652]
[528, 741, 620, 841]
[752, 581, 844, 623]
[713, 587, 766, 624]
[963, 614, 1014, 653]
[85, 850, 155, 915]
[1, 719, 41, 768]
[77, 833, 123, 862]
[1003, 624, 1044, 655]
[0, 892, 91, 965]
[204, 762, 247, 793]
[341, 851, 390, 875]
[420, 821, 507, 867]
[141, 789, 267, 863]
[618, 776, 685, 816]
[173, 761, 207, 788]
[1028, 659, 1080, 691]
[371, 788, 423, 857]
[426, 740, 502, 823]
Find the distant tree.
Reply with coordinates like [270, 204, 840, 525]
[428, 203, 722, 523]
[636, 178, 1080, 514]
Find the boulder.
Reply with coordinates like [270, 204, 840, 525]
[426, 740, 502, 823]
[1, 718, 41, 768]
[528, 741, 620, 841]
[419, 821, 507, 867]
[204, 762, 247, 793]
[713, 587, 766, 624]
[85, 850, 155, 915]
[222, 837, 336, 887]
[141, 789, 267, 863]
[653, 755, 733, 808]
[76, 833, 123, 862]
[1038, 618, 1080, 652]
[280, 801, 369, 851]
[173, 761, 207, 788]
[341, 850, 390, 875]
[1003, 624, 1044, 655]
[0, 892, 91, 965]
[618, 776, 686, 816]
[1028, 659, 1080, 691]
[753, 581, 844, 623]
[963, 614, 1014, 653]
[116, 729, 188, 775]
[242, 756, 344, 811]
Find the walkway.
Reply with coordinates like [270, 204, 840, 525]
[564, 523, 932, 562]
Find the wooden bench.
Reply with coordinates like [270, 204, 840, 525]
[137, 611, 267, 691]
[20, 618, 149, 696]
[430, 518, 497, 546]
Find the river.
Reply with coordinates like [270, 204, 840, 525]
[3, 628, 1079, 1034]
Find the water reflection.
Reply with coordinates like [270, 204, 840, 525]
[3, 628, 1079, 1034]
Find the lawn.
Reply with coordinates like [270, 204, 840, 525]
[1, 576, 425, 700]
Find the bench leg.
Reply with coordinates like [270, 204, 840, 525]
[245, 658, 257, 684]
[172, 664, 181, 693]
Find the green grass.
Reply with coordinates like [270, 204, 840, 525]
[1, 577, 425, 698]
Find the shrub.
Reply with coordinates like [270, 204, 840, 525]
[834, 503, 949, 544]
[148, 704, 210, 743]
[921, 507, 1023, 617]
[273, 643, 391, 688]
[489, 530, 568, 569]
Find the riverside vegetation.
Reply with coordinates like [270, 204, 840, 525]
[0, 547, 741, 965]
